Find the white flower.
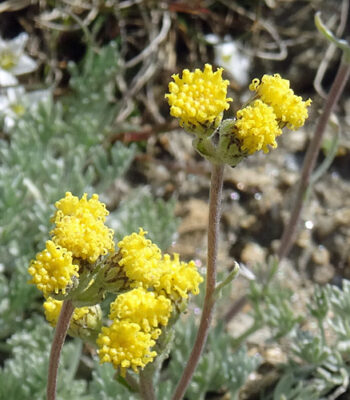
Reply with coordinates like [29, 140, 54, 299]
[205, 34, 251, 86]
[0, 86, 51, 131]
[0, 33, 37, 86]
[0, 70, 18, 86]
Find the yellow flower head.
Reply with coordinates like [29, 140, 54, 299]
[165, 64, 232, 136]
[117, 229, 203, 299]
[249, 74, 311, 130]
[53, 192, 109, 221]
[109, 287, 172, 336]
[28, 240, 79, 296]
[117, 229, 163, 288]
[98, 230, 203, 374]
[234, 99, 282, 154]
[157, 254, 203, 301]
[51, 192, 114, 262]
[44, 297, 102, 340]
[97, 320, 157, 376]
[43, 297, 62, 326]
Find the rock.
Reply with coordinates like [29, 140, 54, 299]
[296, 229, 312, 248]
[254, 186, 283, 214]
[335, 209, 350, 226]
[176, 199, 209, 234]
[170, 230, 206, 260]
[222, 203, 246, 229]
[280, 129, 308, 152]
[163, 129, 196, 163]
[280, 171, 299, 187]
[316, 215, 337, 238]
[240, 214, 258, 229]
[240, 242, 267, 265]
[149, 164, 171, 183]
[312, 246, 330, 265]
[225, 166, 273, 189]
[313, 264, 335, 284]
[263, 346, 287, 365]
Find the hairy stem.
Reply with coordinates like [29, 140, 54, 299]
[47, 300, 74, 400]
[278, 61, 350, 260]
[124, 371, 140, 393]
[224, 63, 350, 326]
[139, 369, 156, 400]
[171, 163, 224, 400]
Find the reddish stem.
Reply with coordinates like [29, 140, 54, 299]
[171, 163, 224, 400]
[47, 300, 74, 400]
[224, 61, 350, 326]
[278, 61, 350, 260]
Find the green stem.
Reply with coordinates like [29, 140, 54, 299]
[214, 262, 240, 298]
[315, 12, 350, 60]
[318, 318, 326, 346]
[171, 163, 224, 400]
[47, 300, 74, 400]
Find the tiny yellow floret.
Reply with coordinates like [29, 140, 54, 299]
[28, 240, 79, 296]
[51, 192, 114, 262]
[109, 287, 172, 335]
[117, 229, 203, 298]
[54, 192, 108, 221]
[43, 297, 94, 328]
[249, 74, 311, 130]
[97, 320, 157, 376]
[117, 229, 163, 288]
[43, 297, 89, 327]
[157, 254, 204, 301]
[44, 297, 102, 339]
[234, 100, 282, 154]
[165, 64, 232, 136]
[43, 298, 62, 326]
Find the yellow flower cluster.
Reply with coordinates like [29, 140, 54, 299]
[166, 66, 312, 159]
[29, 191, 203, 376]
[97, 320, 157, 376]
[118, 229, 203, 300]
[97, 287, 172, 375]
[249, 74, 312, 130]
[157, 254, 202, 301]
[97, 230, 203, 375]
[231, 74, 311, 154]
[28, 192, 114, 296]
[44, 297, 102, 339]
[109, 287, 172, 335]
[28, 241, 79, 296]
[234, 100, 282, 154]
[117, 228, 162, 287]
[165, 64, 232, 136]
[51, 192, 114, 263]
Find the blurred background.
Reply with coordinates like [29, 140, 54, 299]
[1, 1, 350, 399]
